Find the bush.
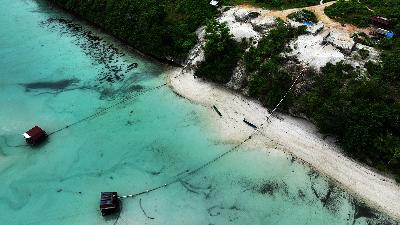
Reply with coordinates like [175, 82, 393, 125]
[325, 0, 372, 27]
[248, 59, 294, 109]
[352, 32, 375, 46]
[299, 62, 400, 177]
[325, 0, 400, 34]
[222, 0, 324, 9]
[359, 48, 370, 59]
[244, 21, 306, 72]
[288, 9, 318, 23]
[195, 19, 243, 83]
[244, 22, 306, 109]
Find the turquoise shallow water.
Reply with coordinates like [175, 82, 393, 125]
[0, 1, 398, 225]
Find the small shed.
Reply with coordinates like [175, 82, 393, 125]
[374, 27, 389, 36]
[23, 126, 47, 146]
[209, 0, 218, 6]
[303, 21, 314, 27]
[371, 16, 391, 29]
[100, 192, 120, 216]
[372, 28, 395, 38]
[386, 31, 395, 38]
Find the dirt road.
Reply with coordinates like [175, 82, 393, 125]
[241, 1, 371, 34]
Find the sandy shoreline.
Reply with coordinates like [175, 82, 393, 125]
[167, 68, 400, 220]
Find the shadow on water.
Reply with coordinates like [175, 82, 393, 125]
[19, 77, 145, 100]
[21, 78, 80, 92]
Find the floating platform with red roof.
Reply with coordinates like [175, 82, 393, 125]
[23, 126, 47, 146]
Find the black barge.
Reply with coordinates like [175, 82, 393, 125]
[100, 192, 120, 216]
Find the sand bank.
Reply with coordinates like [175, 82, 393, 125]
[168, 68, 400, 220]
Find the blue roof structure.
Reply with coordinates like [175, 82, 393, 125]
[386, 32, 395, 38]
[303, 21, 314, 27]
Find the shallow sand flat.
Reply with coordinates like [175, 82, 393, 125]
[169, 68, 400, 220]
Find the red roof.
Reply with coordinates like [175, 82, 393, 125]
[26, 126, 46, 140]
[371, 16, 391, 28]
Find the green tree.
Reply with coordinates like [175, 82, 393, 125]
[195, 19, 243, 83]
[288, 9, 318, 23]
[244, 22, 306, 110]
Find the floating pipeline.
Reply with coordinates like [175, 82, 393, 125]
[6, 83, 168, 148]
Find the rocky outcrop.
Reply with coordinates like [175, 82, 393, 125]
[233, 8, 261, 22]
[250, 16, 277, 33]
[323, 30, 355, 55]
[227, 60, 247, 91]
[288, 19, 324, 35]
[307, 22, 324, 35]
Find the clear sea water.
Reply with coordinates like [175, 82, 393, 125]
[0, 1, 398, 225]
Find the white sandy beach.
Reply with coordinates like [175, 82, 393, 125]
[168, 68, 400, 220]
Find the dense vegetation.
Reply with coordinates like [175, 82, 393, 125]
[244, 22, 306, 109]
[195, 19, 244, 83]
[222, 0, 327, 9]
[49, 0, 217, 61]
[288, 9, 318, 23]
[321, 0, 400, 180]
[300, 60, 400, 180]
[325, 0, 400, 33]
[196, 21, 309, 110]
